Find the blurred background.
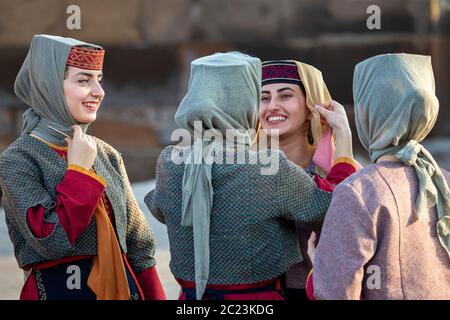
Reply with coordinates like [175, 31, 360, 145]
[0, 0, 449, 299]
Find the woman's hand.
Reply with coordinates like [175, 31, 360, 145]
[314, 100, 353, 161]
[314, 100, 350, 136]
[307, 231, 317, 264]
[65, 125, 97, 170]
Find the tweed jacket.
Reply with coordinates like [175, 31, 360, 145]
[314, 161, 450, 299]
[145, 145, 333, 284]
[0, 134, 156, 273]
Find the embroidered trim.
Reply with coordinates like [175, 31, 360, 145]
[262, 60, 301, 85]
[34, 270, 47, 300]
[334, 156, 358, 168]
[66, 46, 105, 70]
[130, 293, 140, 300]
[68, 164, 107, 187]
[29, 134, 68, 151]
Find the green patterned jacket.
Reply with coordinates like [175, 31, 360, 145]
[146, 145, 333, 284]
[0, 134, 156, 273]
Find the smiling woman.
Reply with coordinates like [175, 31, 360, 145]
[63, 66, 104, 124]
[260, 84, 308, 138]
[258, 60, 357, 300]
[0, 34, 166, 300]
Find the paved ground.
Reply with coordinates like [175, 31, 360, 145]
[0, 256, 23, 300]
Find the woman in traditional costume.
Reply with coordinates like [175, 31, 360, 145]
[0, 34, 165, 300]
[306, 53, 450, 299]
[145, 51, 357, 300]
[259, 60, 359, 299]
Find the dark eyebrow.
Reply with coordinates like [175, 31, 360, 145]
[277, 87, 295, 93]
[75, 72, 92, 77]
[75, 72, 103, 78]
[261, 90, 271, 94]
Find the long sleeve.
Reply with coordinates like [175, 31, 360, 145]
[313, 157, 358, 192]
[144, 155, 166, 224]
[313, 183, 377, 299]
[325, 157, 359, 185]
[276, 154, 335, 226]
[135, 266, 166, 300]
[26, 165, 106, 245]
[114, 153, 157, 273]
[145, 190, 165, 223]
[305, 269, 315, 300]
[0, 152, 100, 260]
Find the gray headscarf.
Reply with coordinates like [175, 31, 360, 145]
[353, 53, 450, 258]
[14, 34, 103, 145]
[174, 52, 261, 299]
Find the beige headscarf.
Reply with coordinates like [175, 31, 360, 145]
[294, 61, 332, 147]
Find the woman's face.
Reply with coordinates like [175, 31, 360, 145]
[63, 66, 104, 124]
[259, 83, 309, 137]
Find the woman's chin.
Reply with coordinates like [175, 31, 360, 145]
[265, 126, 288, 137]
[75, 115, 96, 124]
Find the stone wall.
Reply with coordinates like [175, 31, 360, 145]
[0, 0, 449, 179]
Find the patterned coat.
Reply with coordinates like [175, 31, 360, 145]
[313, 161, 450, 299]
[0, 135, 156, 273]
[145, 145, 333, 285]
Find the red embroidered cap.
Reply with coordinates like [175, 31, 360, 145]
[66, 46, 105, 70]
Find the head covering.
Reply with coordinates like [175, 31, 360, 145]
[353, 53, 449, 258]
[261, 60, 335, 173]
[262, 60, 301, 86]
[14, 35, 131, 298]
[174, 51, 261, 299]
[14, 34, 104, 145]
[66, 46, 105, 70]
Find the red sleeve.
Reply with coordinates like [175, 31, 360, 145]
[313, 159, 358, 192]
[20, 274, 39, 300]
[136, 266, 167, 300]
[313, 175, 334, 192]
[306, 269, 315, 300]
[325, 161, 357, 185]
[26, 166, 106, 245]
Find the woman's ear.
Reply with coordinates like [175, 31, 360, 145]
[64, 66, 70, 80]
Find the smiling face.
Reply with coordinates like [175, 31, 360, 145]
[259, 82, 310, 137]
[63, 66, 104, 124]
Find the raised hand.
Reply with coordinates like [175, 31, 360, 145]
[314, 101, 353, 161]
[65, 125, 97, 170]
[314, 100, 351, 136]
